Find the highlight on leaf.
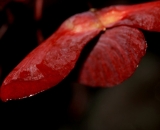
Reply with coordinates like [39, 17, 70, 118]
[98, 1, 160, 31]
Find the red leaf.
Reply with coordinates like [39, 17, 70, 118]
[78, 26, 147, 87]
[97, 1, 160, 31]
[0, 11, 102, 101]
[1, 1, 160, 101]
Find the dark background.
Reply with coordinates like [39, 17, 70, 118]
[0, 0, 160, 129]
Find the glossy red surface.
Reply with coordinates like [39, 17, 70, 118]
[1, 1, 160, 101]
[0, 11, 101, 101]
